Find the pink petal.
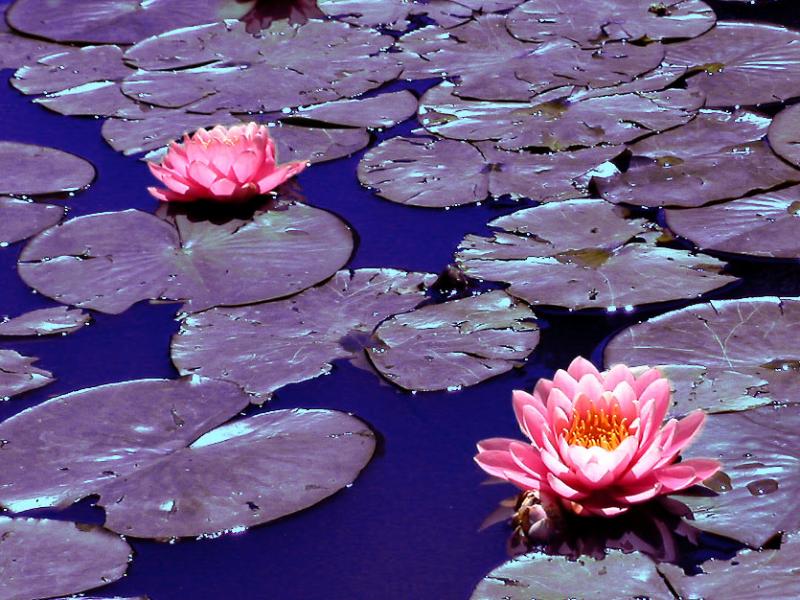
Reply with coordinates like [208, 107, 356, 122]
[256, 161, 306, 194]
[633, 367, 665, 397]
[522, 404, 548, 448]
[577, 373, 605, 403]
[546, 472, 588, 500]
[612, 381, 638, 422]
[678, 458, 722, 483]
[659, 410, 706, 461]
[531, 377, 553, 406]
[210, 178, 239, 197]
[232, 150, 261, 183]
[547, 387, 573, 429]
[476, 438, 515, 453]
[551, 369, 578, 399]
[509, 442, 547, 481]
[603, 364, 636, 391]
[654, 464, 699, 492]
[188, 161, 219, 190]
[566, 356, 601, 381]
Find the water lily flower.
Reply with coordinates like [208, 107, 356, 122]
[147, 123, 307, 203]
[475, 357, 720, 517]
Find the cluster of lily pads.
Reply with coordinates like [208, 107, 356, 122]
[0, 0, 799, 598]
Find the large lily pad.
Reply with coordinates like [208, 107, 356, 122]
[455, 199, 736, 310]
[171, 269, 436, 399]
[659, 532, 800, 598]
[0, 307, 90, 337]
[419, 81, 703, 150]
[0, 378, 375, 538]
[121, 20, 401, 114]
[664, 185, 800, 259]
[397, 14, 664, 101]
[596, 109, 800, 207]
[18, 202, 354, 314]
[0, 517, 132, 600]
[665, 21, 800, 107]
[0, 349, 53, 400]
[0, 198, 64, 245]
[604, 297, 800, 415]
[471, 550, 671, 600]
[0, 142, 95, 196]
[767, 102, 800, 168]
[5, 0, 254, 44]
[507, 0, 715, 46]
[367, 290, 539, 392]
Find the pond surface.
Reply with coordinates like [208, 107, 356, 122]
[1, 0, 800, 598]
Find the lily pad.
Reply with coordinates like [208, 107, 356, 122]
[0, 307, 90, 337]
[455, 199, 736, 310]
[121, 20, 401, 114]
[507, 0, 715, 46]
[0, 517, 132, 600]
[291, 91, 418, 129]
[35, 81, 140, 118]
[5, 0, 254, 44]
[596, 109, 800, 207]
[0, 198, 64, 245]
[419, 81, 703, 150]
[665, 21, 800, 108]
[171, 269, 436, 399]
[471, 549, 671, 600]
[604, 297, 800, 415]
[0, 31, 69, 69]
[0, 142, 95, 196]
[398, 14, 664, 101]
[664, 185, 800, 259]
[367, 290, 539, 392]
[0, 377, 375, 538]
[18, 202, 354, 314]
[767, 102, 800, 168]
[0, 349, 53, 399]
[659, 532, 800, 598]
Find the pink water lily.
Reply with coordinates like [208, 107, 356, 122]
[475, 357, 720, 517]
[147, 123, 307, 203]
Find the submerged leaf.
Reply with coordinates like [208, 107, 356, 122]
[0, 349, 53, 399]
[0, 142, 95, 196]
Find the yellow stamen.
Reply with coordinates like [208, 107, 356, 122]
[564, 405, 629, 450]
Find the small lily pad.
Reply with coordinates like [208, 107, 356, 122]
[0, 517, 132, 600]
[455, 199, 736, 310]
[767, 102, 800, 168]
[0, 378, 375, 538]
[19, 202, 354, 314]
[171, 269, 436, 399]
[0, 197, 64, 245]
[0, 349, 53, 400]
[604, 297, 800, 415]
[0, 142, 95, 196]
[0, 307, 90, 337]
[368, 290, 539, 392]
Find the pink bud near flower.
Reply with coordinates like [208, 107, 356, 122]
[475, 357, 720, 517]
[147, 123, 307, 203]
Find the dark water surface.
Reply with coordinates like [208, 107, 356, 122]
[1, 1, 800, 598]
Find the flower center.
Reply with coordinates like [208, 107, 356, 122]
[564, 405, 629, 450]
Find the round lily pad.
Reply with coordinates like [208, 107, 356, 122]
[35, 81, 139, 118]
[0, 378, 375, 538]
[0, 142, 95, 196]
[0, 349, 53, 400]
[455, 199, 736, 310]
[172, 269, 436, 399]
[767, 102, 800, 168]
[0, 517, 132, 600]
[596, 109, 800, 207]
[507, 0, 715, 46]
[5, 0, 254, 44]
[665, 21, 800, 107]
[604, 297, 800, 415]
[398, 14, 664, 101]
[471, 550, 671, 600]
[0, 197, 64, 245]
[18, 202, 354, 314]
[664, 185, 800, 259]
[292, 91, 418, 129]
[367, 290, 539, 392]
[419, 81, 703, 150]
[0, 307, 90, 337]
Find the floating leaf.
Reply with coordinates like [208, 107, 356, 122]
[171, 269, 436, 399]
[596, 109, 800, 207]
[0, 142, 95, 196]
[5, 0, 254, 44]
[398, 14, 664, 101]
[507, 0, 715, 46]
[0, 31, 69, 69]
[0, 349, 53, 400]
[664, 185, 800, 259]
[0, 197, 64, 245]
[455, 199, 736, 310]
[18, 202, 354, 314]
[419, 81, 703, 150]
[0, 517, 132, 600]
[471, 549, 672, 600]
[0, 378, 375, 538]
[665, 21, 800, 108]
[0, 307, 90, 337]
[767, 102, 800, 168]
[604, 297, 800, 415]
[367, 290, 539, 392]
[291, 90, 418, 129]
[36, 81, 139, 118]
